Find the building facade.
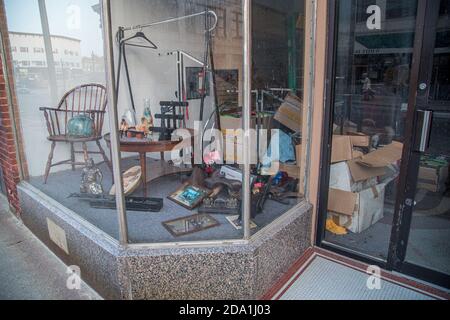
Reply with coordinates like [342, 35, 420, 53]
[9, 32, 81, 81]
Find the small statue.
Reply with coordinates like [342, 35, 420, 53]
[80, 159, 104, 195]
[120, 118, 129, 137]
[136, 117, 150, 137]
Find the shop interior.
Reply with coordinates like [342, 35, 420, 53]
[15, 0, 308, 243]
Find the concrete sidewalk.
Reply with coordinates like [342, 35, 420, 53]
[0, 196, 101, 300]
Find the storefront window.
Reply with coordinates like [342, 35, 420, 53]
[250, 0, 307, 233]
[5, 0, 309, 245]
[107, 0, 308, 244]
[3, 0, 121, 237]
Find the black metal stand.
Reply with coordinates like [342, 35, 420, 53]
[198, 7, 221, 131]
[153, 101, 189, 141]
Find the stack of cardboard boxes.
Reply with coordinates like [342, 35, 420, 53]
[417, 155, 449, 193]
[328, 135, 403, 233]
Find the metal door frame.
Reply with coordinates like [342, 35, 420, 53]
[388, 0, 450, 288]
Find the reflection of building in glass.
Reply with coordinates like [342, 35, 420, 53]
[9, 32, 82, 77]
[82, 54, 105, 73]
[91, 3, 102, 28]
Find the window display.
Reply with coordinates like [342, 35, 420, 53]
[109, 0, 245, 242]
[4, 0, 121, 238]
[5, 0, 309, 245]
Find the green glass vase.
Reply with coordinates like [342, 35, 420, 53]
[68, 115, 95, 137]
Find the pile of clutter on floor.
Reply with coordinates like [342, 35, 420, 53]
[327, 129, 403, 235]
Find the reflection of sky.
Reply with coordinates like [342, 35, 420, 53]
[4, 0, 103, 56]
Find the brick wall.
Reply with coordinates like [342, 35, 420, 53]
[0, 58, 21, 214]
[0, 0, 28, 215]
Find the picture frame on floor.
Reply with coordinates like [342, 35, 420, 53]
[168, 183, 211, 210]
[162, 213, 220, 237]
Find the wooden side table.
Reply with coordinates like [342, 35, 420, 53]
[104, 131, 195, 197]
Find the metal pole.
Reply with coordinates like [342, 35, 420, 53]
[121, 44, 136, 113]
[37, 0, 58, 104]
[101, 0, 129, 245]
[303, 0, 317, 200]
[122, 10, 218, 33]
[242, 0, 252, 240]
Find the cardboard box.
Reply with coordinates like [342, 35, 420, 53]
[330, 162, 377, 193]
[274, 94, 303, 133]
[353, 150, 364, 158]
[357, 141, 403, 168]
[331, 136, 354, 163]
[418, 163, 449, 193]
[220, 115, 257, 131]
[331, 135, 370, 164]
[349, 134, 370, 148]
[345, 141, 403, 182]
[328, 183, 386, 234]
[347, 160, 386, 182]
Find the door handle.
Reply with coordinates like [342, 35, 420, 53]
[416, 110, 433, 153]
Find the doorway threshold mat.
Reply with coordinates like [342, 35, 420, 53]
[274, 255, 437, 300]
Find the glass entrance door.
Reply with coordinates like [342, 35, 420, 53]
[320, 0, 450, 288]
[391, 0, 450, 287]
[322, 0, 420, 261]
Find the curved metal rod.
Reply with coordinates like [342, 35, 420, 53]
[122, 10, 218, 33]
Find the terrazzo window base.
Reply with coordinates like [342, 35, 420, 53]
[18, 182, 312, 300]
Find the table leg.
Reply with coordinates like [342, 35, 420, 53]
[140, 152, 147, 197]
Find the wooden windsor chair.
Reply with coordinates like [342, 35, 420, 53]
[40, 84, 112, 183]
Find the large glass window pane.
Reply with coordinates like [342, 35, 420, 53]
[5, 0, 310, 245]
[107, 0, 308, 244]
[324, 0, 418, 260]
[110, 0, 245, 243]
[248, 0, 307, 236]
[4, 0, 119, 238]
